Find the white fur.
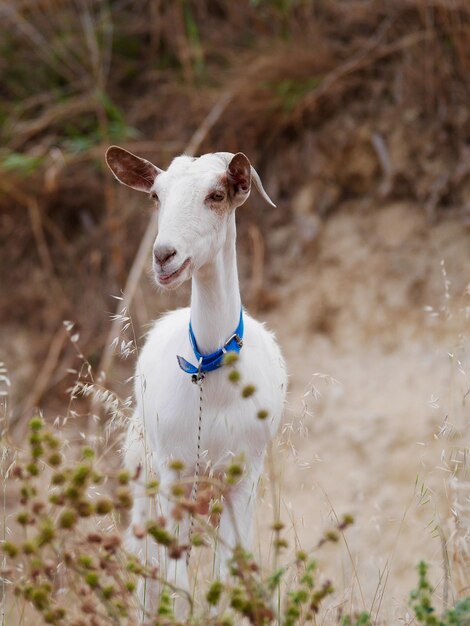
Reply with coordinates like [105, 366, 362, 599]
[108, 149, 287, 616]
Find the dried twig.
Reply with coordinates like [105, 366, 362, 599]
[301, 28, 446, 113]
[26, 196, 55, 277]
[371, 133, 393, 198]
[10, 94, 96, 150]
[1, 182, 56, 280]
[12, 325, 68, 433]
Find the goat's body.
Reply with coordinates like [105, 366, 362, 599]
[106, 146, 287, 619]
[127, 307, 286, 476]
[124, 306, 286, 617]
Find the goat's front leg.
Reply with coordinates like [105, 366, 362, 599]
[126, 485, 165, 621]
[123, 417, 162, 620]
[214, 463, 263, 580]
[155, 468, 191, 617]
[124, 428, 190, 620]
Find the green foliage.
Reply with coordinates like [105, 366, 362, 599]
[207, 580, 224, 606]
[410, 561, 441, 626]
[410, 561, 470, 626]
[270, 77, 322, 112]
[446, 597, 470, 625]
[7, 404, 470, 626]
[5, 417, 142, 623]
[4, 414, 360, 625]
[342, 612, 373, 626]
[61, 91, 137, 156]
[0, 152, 44, 175]
[182, 0, 205, 76]
[251, 0, 300, 13]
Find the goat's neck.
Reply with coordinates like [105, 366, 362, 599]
[190, 217, 241, 354]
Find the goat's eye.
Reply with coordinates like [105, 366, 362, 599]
[209, 191, 225, 202]
[150, 191, 159, 202]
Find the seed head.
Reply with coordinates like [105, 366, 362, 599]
[29, 417, 44, 432]
[49, 493, 65, 506]
[191, 533, 204, 547]
[227, 462, 243, 484]
[81, 447, 95, 461]
[31, 444, 44, 459]
[43, 433, 60, 450]
[78, 555, 94, 569]
[168, 459, 185, 472]
[146, 480, 159, 495]
[102, 585, 114, 599]
[168, 543, 184, 560]
[26, 462, 39, 476]
[32, 501, 45, 515]
[211, 501, 223, 515]
[37, 520, 55, 547]
[12, 465, 23, 479]
[228, 370, 240, 383]
[72, 465, 91, 487]
[115, 487, 133, 509]
[48, 453, 62, 467]
[102, 535, 121, 552]
[95, 498, 113, 515]
[22, 541, 35, 555]
[117, 470, 130, 484]
[51, 472, 66, 486]
[340, 513, 354, 528]
[16, 511, 31, 526]
[242, 384, 256, 398]
[59, 509, 78, 529]
[207, 580, 224, 606]
[31, 586, 49, 610]
[85, 572, 99, 588]
[146, 523, 173, 547]
[76, 500, 94, 517]
[3, 542, 18, 558]
[223, 352, 239, 366]
[171, 484, 185, 497]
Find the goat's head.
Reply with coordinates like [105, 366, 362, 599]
[105, 147, 275, 289]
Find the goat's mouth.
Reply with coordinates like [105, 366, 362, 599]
[156, 257, 191, 286]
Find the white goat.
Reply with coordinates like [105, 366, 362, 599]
[105, 146, 287, 613]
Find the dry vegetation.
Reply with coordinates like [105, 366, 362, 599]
[1, 0, 470, 624]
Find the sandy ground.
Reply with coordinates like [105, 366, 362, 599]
[256, 201, 470, 622]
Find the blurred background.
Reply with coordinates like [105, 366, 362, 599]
[1, 0, 469, 622]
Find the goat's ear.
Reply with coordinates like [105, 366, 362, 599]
[105, 146, 161, 193]
[227, 153, 252, 207]
[227, 152, 276, 208]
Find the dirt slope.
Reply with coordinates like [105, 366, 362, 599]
[257, 200, 470, 620]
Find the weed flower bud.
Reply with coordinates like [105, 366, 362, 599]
[223, 352, 239, 366]
[228, 370, 240, 383]
[242, 384, 256, 398]
[59, 509, 78, 529]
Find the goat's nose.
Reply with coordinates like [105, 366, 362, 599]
[154, 244, 177, 267]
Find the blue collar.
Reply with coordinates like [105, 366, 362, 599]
[177, 308, 244, 383]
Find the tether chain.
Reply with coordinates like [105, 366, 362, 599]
[186, 375, 204, 567]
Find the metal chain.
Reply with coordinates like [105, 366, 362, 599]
[186, 375, 204, 567]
